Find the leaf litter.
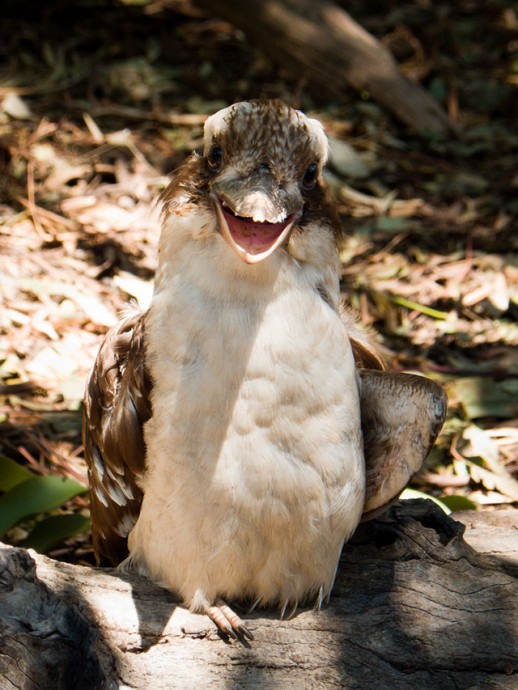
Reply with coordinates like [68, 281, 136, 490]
[0, 0, 516, 562]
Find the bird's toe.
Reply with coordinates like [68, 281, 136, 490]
[206, 599, 254, 640]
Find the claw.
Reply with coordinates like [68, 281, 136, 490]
[206, 599, 254, 640]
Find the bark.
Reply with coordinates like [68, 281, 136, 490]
[195, 0, 454, 134]
[0, 500, 516, 689]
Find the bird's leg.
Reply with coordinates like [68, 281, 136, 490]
[206, 598, 254, 640]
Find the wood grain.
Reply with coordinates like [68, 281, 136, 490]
[1, 500, 516, 689]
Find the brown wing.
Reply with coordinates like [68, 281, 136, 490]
[82, 309, 152, 566]
[350, 337, 385, 371]
[341, 304, 385, 372]
[359, 370, 447, 521]
[343, 309, 447, 518]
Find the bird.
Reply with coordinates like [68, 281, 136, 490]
[83, 99, 446, 640]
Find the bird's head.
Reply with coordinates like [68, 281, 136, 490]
[203, 100, 329, 264]
[160, 100, 338, 267]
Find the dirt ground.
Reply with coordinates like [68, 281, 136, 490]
[0, 0, 517, 563]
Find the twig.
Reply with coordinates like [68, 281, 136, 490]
[25, 161, 52, 241]
[27, 433, 88, 487]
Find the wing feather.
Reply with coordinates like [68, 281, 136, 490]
[340, 305, 385, 371]
[339, 307, 447, 517]
[360, 370, 447, 520]
[82, 308, 151, 566]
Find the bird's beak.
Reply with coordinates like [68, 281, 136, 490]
[211, 173, 302, 264]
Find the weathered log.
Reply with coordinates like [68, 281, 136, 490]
[1, 500, 516, 689]
[195, 0, 454, 134]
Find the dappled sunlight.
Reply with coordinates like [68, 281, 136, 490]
[0, 0, 516, 563]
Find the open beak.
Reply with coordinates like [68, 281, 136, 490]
[210, 174, 302, 264]
[212, 193, 300, 264]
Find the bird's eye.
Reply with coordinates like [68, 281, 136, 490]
[302, 162, 318, 190]
[207, 145, 224, 171]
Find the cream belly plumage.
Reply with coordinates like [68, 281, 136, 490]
[128, 208, 364, 614]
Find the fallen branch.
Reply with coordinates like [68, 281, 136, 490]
[196, 0, 454, 134]
[0, 500, 516, 688]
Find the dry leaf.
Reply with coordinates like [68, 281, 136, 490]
[465, 460, 518, 502]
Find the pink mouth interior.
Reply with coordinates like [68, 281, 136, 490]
[221, 205, 292, 255]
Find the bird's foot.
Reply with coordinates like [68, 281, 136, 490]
[206, 598, 254, 640]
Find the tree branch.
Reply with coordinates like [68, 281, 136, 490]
[196, 0, 454, 134]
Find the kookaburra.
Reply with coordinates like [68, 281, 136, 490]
[83, 100, 446, 639]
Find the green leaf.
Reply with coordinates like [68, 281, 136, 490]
[390, 295, 449, 320]
[438, 495, 478, 512]
[400, 488, 451, 514]
[20, 514, 90, 553]
[375, 216, 409, 233]
[0, 455, 35, 492]
[0, 476, 87, 537]
[452, 377, 518, 419]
